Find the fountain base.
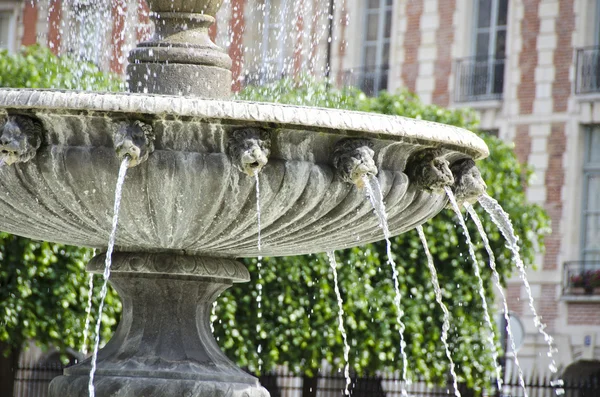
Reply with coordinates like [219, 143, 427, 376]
[49, 253, 269, 397]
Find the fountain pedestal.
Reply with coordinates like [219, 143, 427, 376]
[49, 253, 268, 397]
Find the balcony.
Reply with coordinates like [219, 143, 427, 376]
[563, 261, 600, 299]
[454, 56, 505, 103]
[575, 46, 600, 95]
[337, 66, 389, 97]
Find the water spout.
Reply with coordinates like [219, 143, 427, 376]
[0, 115, 43, 165]
[332, 139, 378, 188]
[406, 149, 454, 192]
[114, 120, 155, 168]
[450, 159, 487, 205]
[227, 128, 271, 176]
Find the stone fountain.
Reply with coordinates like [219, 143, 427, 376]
[0, 1, 488, 396]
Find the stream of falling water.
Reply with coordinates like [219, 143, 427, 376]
[444, 187, 501, 388]
[255, 172, 264, 372]
[416, 225, 461, 397]
[363, 175, 409, 396]
[88, 157, 130, 397]
[327, 252, 351, 396]
[478, 194, 561, 381]
[464, 203, 528, 397]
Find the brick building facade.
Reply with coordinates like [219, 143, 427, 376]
[2, 0, 600, 383]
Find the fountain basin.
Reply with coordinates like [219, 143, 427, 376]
[0, 89, 488, 257]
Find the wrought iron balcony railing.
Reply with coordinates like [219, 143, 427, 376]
[563, 261, 600, 296]
[338, 66, 390, 96]
[575, 46, 600, 94]
[454, 56, 505, 102]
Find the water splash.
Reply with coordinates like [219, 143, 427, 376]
[478, 194, 561, 377]
[444, 187, 501, 388]
[416, 225, 461, 397]
[88, 157, 130, 397]
[255, 172, 264, 372]
[363, 175, 409, 396]
[327, 251, 351, 396]
[210, 301, 218, 334]
[465, 203, 528, 397]
[81, 272, 95, 355]
[0, 158, 4, 168]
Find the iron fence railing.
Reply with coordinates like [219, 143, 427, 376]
[454, 56, 505, 102]
[575, 46, 600, 95]
[337, 66, 390, 96]
[13, 363, 600, 397]
[563, 261, 600, 296]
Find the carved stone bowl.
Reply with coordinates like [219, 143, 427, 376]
[0, 89, 488, 257]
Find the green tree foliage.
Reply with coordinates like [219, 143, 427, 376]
[0, 45, 123, 91]
[210, 80, 549, 391]
[0, 46, 122, 373]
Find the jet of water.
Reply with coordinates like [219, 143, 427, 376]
[88, 157, 130, 397]
[363, 175, 409, 396]
[416, 225, 461, 397]
[255, 172, 264, 372]
[327, 251, 351, 396]
[444, 187, 502, 389]
[478, 194, 561, 377]
[0, 158, 5, 168]
[464, 203, 528, 397]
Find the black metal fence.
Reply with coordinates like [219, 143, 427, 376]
[575, 46, 600, 95]
[562, 261, 600, 296]
[13, 363, 600, 397]
[454, 56, 505, 102]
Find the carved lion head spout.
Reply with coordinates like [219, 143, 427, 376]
[332, 139, 378, 188]
[114, 120, 155, 168]
[227, 128, 271, 176]
[0, 115, 43, 166]
[407, 149, 454, 192]
[450, 158, 487, 205]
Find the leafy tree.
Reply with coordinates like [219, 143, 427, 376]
[0, 46, 122, 395]
[210, 80, 549, 393]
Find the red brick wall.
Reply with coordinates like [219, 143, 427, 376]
[229, 0, 245, 92]
[514, 125, 532, 166]
[136, 1, 152, 43]
[552, 0, 575, 113]
[568, 303, 600, 325]
[47, 0, 62, 54]
[401, 0, 424, 93]
[538, 284, 558, 331]
[21, 1, 38, 46]
[518, 0, 540, 115]
[432, 0, 455, 106]
[507, 284, 524, 316]
[543, 123, 566, 270]
[110, 0, 128, 75]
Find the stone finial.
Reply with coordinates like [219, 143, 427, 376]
[0, 115, 43, 165]
[332, 139, 378, 187]
[406, 149, 454, 192]
[227, 128, 271, 176]
[114, 120, 155, 168]
[450, 158, 487, 204]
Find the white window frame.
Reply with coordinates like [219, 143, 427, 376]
[581, 125, 600, 263]
[360, 0, 393, 94]
[0, 2, 20, 53]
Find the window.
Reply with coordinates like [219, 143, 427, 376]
[575, 1, 600, 94]
[582, 126, 600, 263]
[257, 0, 291, 84]
[358, 0, 392, 96]
[455, 0, 507, 102]
[0, 7, 17, 52]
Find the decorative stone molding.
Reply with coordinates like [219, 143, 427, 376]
[87, 253, 250, 282]
[114, 120, 155, 168]
[227, 128, 271, 176]
[0, 114, 43, 165]
[450, 158, 487, 205]
[331, 139, 378, 187]
[406, 149, 454, 192]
